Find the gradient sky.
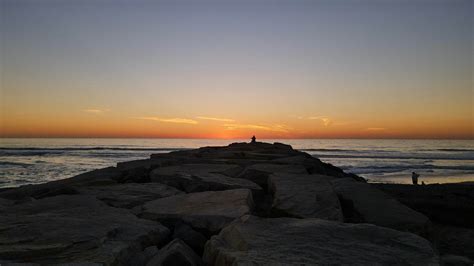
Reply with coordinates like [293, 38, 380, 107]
[1, 0, 472, 139]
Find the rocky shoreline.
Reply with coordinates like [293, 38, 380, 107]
[0, 142, 472, 265]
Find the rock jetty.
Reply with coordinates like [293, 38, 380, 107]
[0, 141, 472, 265]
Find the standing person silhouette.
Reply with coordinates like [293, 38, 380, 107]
[251, 135, 256, 143]
[411, 172, 420, 185]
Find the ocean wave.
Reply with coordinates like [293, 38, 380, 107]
[345, 164, 474, 175]
[313, 154, 474, 161]
[0, 147, 190, 151]
[0, 161, 32, 167]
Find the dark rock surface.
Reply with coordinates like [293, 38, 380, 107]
[0, 195, 170, 264]
[374, 183, 474, 228]
[150, 164, 261, 193]
[203, 215, 439, 265]
[137, 189, 254, 234]
[78, 183, 183, 208]
[331, 178, 431, 236]
[375, 183, 474, 261]
[268, 173, 343, 220]
[172, 222, 208, 255]
[146, 239, 203, 266]
[1, 141, 469, 265]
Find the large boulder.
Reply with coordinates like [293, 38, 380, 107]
[374, 183, 474, 228]
[203, 215, 439, 265]
[146, 239, 203, 266]
[78, 183, 184, 208]
[0, 195, 170, 264]
[331, 178, 431, 235]
[150, 164, 261, 193]
[268, 173, 343, 221]
[138, 189, 254, 234]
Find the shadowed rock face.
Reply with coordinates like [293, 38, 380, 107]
[2, 142, 460, 265]
[172, 222, 208, 256]
[146, 239, 203, 266]
[0, 195, 170, 264]
[331, 178, 431, 236]
[203, 215, 439, 265]
[374, 183, 474, 229]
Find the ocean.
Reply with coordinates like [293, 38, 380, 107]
[1, 138, 473, 188]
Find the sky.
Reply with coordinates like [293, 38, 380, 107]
[1, 0, 472, 139]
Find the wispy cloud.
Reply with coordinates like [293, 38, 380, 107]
[223, 123, 290, 132]
[196, 116, 235, 122]
[83, 108, 110, 114]
[366, 127, 386, 131]
[308, 116, 332, 126]
[135, 117, 198, 124]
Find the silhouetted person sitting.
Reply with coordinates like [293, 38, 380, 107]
[251, 135, 256, 143]
[412, 172, 420, 185]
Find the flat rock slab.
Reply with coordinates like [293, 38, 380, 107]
[331, 178, 431, 235]
[150, 164, 261, 193]
[203, 215, 439, 265]
[161, 142, 298, 161]
[268, 173, 343, 221]
[0, 195, 170, 264]
[139, 189, 254, 233]
[79, 183, 184, 208]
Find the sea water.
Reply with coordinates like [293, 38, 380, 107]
[1, 138, 473, 188]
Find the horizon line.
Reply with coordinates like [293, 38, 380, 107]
[1, 136, 473, 140]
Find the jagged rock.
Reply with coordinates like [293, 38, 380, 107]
[0, 195, 170, 264]
[172, 222, 207, 255]
[133, 246, 159, 266]
[237, 163, 308, 187]
[374, 183, 474, 228]
[138, 189, 254, 233]
[433, 224, 474, 260]
[146, 239, 203, 266]
[203, 215, 439, 265]
[268, 173, 343, 221]
[331, 178, 431, 235]
[78, 183, 183, 208]
[150, 164, 261, 193]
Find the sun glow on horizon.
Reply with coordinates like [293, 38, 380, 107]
[0, 0, 472, 139]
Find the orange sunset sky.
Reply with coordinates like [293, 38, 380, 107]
[1, 0, 473, 139]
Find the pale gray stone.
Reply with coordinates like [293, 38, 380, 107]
[203, 215, 439, 265]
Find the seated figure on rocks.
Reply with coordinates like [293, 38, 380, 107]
[251, 135, 256, 144]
